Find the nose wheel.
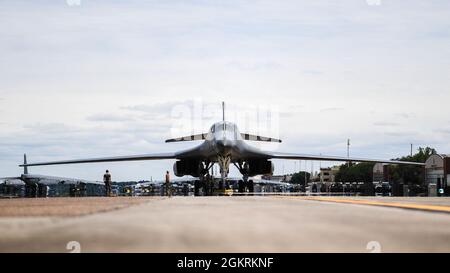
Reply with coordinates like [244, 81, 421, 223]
[217, 155, 231, 190]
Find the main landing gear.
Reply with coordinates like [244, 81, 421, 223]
[237, 179, 254, 193]
[234, 161, 254, 194]
[194, 161, 215, 196]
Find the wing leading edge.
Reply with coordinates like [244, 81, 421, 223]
[19, 152, 177, 167]
[165, 133, 208, 143]
[268, 152, 425, 166]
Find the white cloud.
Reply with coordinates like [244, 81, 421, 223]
[1, 0, 450, 179]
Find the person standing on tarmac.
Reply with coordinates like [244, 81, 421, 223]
[103, 170, 112, 197]
[165, 170, 172, 197]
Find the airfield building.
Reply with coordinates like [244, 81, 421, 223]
[319, 167, 339, 183]
[425, 154, 450, 196]
[373, 163, 390, 182]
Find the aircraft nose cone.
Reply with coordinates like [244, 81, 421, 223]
[216, 139, 232, 153]
[216, 140, 226, 150]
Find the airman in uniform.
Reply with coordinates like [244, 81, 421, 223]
[165, 170, 172, 197]
[103, 170, 112, 197]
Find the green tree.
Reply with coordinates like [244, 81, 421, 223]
[389, 146, 436, 185]
[333, 146, 436, 185]
[335, 162, 375, 182]
[290, 171, 310, 186]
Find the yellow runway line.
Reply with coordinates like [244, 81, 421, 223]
[284, 196, 450, 213]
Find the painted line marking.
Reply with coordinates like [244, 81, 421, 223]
[279, 196, 450, 213]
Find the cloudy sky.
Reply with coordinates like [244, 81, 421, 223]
[1, 0, 450, 181]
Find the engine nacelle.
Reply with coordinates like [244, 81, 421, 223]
[173, 160, 201, 177]
[247, 159, 274, 176]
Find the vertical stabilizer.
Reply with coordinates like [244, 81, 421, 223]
[23, 154, 28, 174]
[222, 101, 225, 122]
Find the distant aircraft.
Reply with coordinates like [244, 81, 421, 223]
[21, 102, 424, 193]
[1, 154, 102, 197]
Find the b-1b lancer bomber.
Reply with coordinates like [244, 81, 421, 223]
[21, 102, 423, 193]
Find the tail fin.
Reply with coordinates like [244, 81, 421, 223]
[23, 154, 28, 174]
[222, 101, 225, 122]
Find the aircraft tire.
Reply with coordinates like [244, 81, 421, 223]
[238, 180, 244, 193]
[194, 180, 200, 196]
[248, 180, 254, 193]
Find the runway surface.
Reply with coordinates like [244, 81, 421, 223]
[1, 196, 450, 252]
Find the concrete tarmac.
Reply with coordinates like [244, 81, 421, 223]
[0, 196, 450, 253]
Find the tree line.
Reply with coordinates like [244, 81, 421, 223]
[288, 147, 436, 185]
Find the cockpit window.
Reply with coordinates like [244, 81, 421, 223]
[214, 123, 236, 132]
[214, 123, 224, 132]
[224, 123, 236, 131]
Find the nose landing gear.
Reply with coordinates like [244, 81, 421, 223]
[217, 155, 231, 190]
[193, 158, 255, 195]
